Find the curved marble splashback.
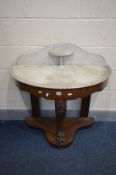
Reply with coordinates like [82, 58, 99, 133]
[17, 43, 106, 66]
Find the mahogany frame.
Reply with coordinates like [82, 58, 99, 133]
[16, 80, 108, 148]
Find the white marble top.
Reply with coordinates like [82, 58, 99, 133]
[11, 64, 111, 89]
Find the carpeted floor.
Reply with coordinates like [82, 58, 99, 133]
[0, 120, 116, 175]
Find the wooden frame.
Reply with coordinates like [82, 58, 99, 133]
[16, 80, 108, 148]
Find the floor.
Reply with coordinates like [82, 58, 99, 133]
[0, 120, 116, 175]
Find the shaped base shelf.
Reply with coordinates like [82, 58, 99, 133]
[25, 117, 95, 148]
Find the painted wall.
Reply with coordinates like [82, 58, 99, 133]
[0, 0, 116, 113]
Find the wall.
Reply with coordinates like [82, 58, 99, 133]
[0, 0, 116, 114]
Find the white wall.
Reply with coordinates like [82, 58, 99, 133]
[0, 0, 116, 112]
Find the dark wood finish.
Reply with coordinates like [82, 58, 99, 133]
[55, 100, 67, 118]
[30, 94, 40, 118]
[16, 80, 108, 100]
[15, 80, 108, 148]
[25, 117, 95, 148]
[80, 95, 91, 118]
[55, 100, 67, 146]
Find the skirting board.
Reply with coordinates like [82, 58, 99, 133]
[0, 109, 116, 121]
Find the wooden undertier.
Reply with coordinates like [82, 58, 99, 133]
[25, 117, 95, 148]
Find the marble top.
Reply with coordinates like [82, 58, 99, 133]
[11, 64, 111, 89]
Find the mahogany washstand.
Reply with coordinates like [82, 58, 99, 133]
[11, 43, 111, 148]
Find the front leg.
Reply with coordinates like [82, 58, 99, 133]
[30, 94, 40, 118]
[80, 95, 91, 118]
[55, 100, 67, 146]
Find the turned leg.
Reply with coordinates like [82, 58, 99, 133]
[55, 100, 67, 146]
[55, 100, 67, 118]
[30, 94, 40, 118]
[80, 95, 91, 118]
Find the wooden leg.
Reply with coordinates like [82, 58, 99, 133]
[30, 94, 40, 118]
[55, 100, 67, 146]
[80, 95, 91, 118]
[55, 100, 66, 118]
